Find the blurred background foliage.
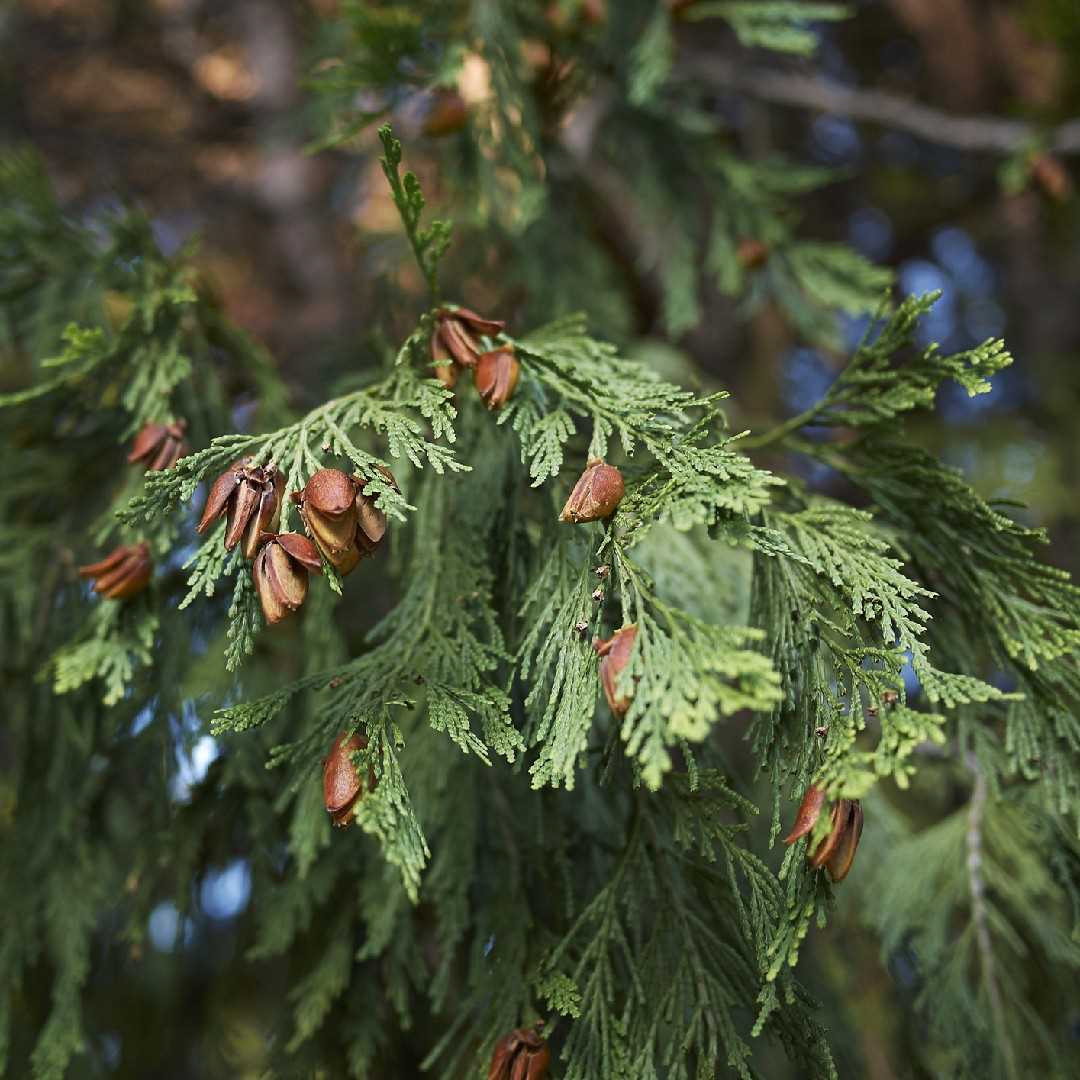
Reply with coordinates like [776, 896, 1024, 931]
[1, 0, 1079, 1077]
[4, 0, 1075, 568]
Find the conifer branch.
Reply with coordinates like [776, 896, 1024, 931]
[377, 124, 452, 298]
[686, 55, 1080, 155]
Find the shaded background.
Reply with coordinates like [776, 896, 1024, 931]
[3, 0, 1079, 1076]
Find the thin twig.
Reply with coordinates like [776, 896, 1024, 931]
[740, 404, 824, 451]
[964, 751, 1018, 1080]
[685, 56, 1080, 156]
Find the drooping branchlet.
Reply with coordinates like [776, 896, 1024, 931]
[128, 419, 189, 471]
[323, 731, 376, 827]
[78, 542, 152, 600]
[559, 459, 624, 524]
[252, 532, 322, 624]
[197, 458, 285, 559]
[595, 624, 638, 716]
[784, 785, 864, 883]
[474, 344, 520, 410]
[488, 1023, 551, 1080]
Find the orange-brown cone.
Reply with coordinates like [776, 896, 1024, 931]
[475, 344, 520, 410]
[252, 532, 321, 624]
[560, 459, 624, 524]
[323, 731, 376, 827]
[595, 624, 638, 716]
[78, 542, 152, 600]
[488, 1025, 551, 1080]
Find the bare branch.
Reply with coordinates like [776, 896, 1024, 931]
[685, 57, 1080, 156]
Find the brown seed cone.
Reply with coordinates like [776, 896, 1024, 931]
[197, 459, 250, 534]
[274, 532, 323, 572]
[129, 420, 189, 471]
[323, 731, 376, 827]
[430, 327, 458, 388]
[252, 533, 320, 624]
[224, 480, 262, 550]
[443, 305, 505, 337]
[808, 799, 851, 870]
[304, 468, 360, 516]
[240, 470, 286, 561]
[559, 459, 624, 523]
[422, 90, 469, 137]
[353, 465, 397, 555]
[783, 784, 827, 845]
[355, 499, 387, 553]
[198, 458, 283, 556]
[824, 801, 863, 883]
[434, 306, 505, 369]
[332, 543, 364, 576]
[736, 238, 770, 270]
[475, 344, 520, 410]
[302, 504, 359, 567]
[127, 423, 168, 464]
[785, 787, 864, 884]
[78, 545, 134, 578]
[148, 434, 189, 471]
[1030, 153, 1072, 202]
[439, 317, 484, 368]
[78, 542, 152, 600]
[296, 468, 362, 567]
[595, 624, 638, 716]
[488, 1026, 551, 1080]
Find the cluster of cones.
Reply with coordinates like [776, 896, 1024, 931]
[430, 306, 521, 410]
[195, 462, 398, 626]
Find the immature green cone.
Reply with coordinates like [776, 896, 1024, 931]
[323, 731, 375, 828]
[78, 542, 152, 600]
[488, 1025, 551, 1080]
[784, 786, 864, 883]
[474, 344, 520, 410]
[252, 532, 322, 625]
[197, 458, 284, 558]
[595, 624, 637, 716]
[127, 419, 189, 471]
[559, 459, 624, 523]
